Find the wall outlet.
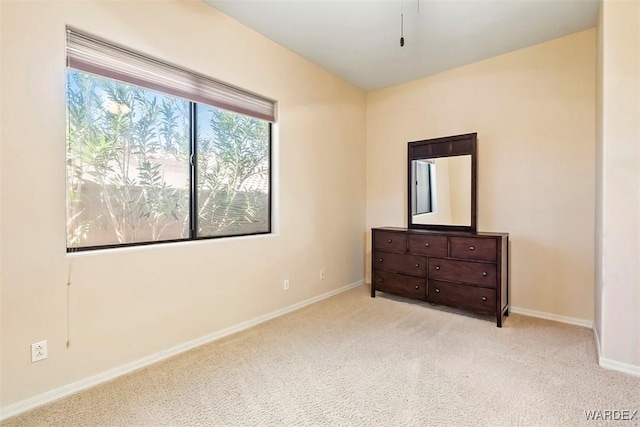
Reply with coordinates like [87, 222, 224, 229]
[31, 340, 48, 363]
[320, 269, 326, 280]
[283, 279, 290, 291]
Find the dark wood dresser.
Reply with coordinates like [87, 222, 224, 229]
[371, 227, 509, 327]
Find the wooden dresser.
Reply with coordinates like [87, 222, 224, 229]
[371, 227, 509, 327]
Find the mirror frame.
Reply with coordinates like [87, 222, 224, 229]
[407, 133, 477, 232]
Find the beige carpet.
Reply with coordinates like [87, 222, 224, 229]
[2, 285, 639, 426]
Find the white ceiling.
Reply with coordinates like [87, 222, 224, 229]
[205, 0, 599, 91]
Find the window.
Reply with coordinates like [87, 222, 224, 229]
[66, 29, 275, 251]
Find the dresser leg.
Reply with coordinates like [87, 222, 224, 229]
[497, 314, 503, 328]
[371, 288, 376, 298]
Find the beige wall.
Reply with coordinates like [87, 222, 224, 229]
[0, 0, 366, 408]
[595, 0, 640, 367]
[367, 30, 596, 321]
[594, 0, 605, 355]
[0, 0, 4, 404]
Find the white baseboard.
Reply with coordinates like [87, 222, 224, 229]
[593, 325, 640, 377]
[0, 280, 364, 422]
[598, 356, 640, 377]
[509, 306, 593, 328]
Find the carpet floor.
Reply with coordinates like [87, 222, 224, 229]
[2, 285, 639, 426]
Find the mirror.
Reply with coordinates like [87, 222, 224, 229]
[408, 133, 477, 232]
[411, 155, 472, 225]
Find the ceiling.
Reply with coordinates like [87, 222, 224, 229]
[205, 0, 599, 91]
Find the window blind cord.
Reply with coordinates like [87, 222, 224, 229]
[66, 259, 73, 348]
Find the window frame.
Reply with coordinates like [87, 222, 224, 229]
[65, 31, 274, 252]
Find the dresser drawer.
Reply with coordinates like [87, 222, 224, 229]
[373, 230, 407, 253]
[374, 251, 426, 277]
[428, 258, 496, 287]
[373, 270, 426, 300]
[428, 280, 496, 315]
[450, 237, 497, 262]
[408, 234, 448, 257]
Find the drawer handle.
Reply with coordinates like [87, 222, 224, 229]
[482, 296, 487, 302]
[469, 246, 475, 251]
[415, 263, 420, 268]
[435, 265, 440, 270]
[415, 285, 419, 289]
[388, 239, 392, 243]
[482, 272, 488, 277]
[425, 243, 430, 247]
[378, 258, 383, 262]
[435, 288, 440, 293]
[379, 278, 383, 282]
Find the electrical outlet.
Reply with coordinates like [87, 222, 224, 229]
[31, 340, 48, 363]
[283, 279, 290, 291]
[320, 269, 326, 280]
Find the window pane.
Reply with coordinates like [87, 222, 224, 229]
[196, 105, 270, 238]
[66, 70, 190, 249]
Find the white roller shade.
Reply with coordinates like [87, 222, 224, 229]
[66, 28, 276, 122]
